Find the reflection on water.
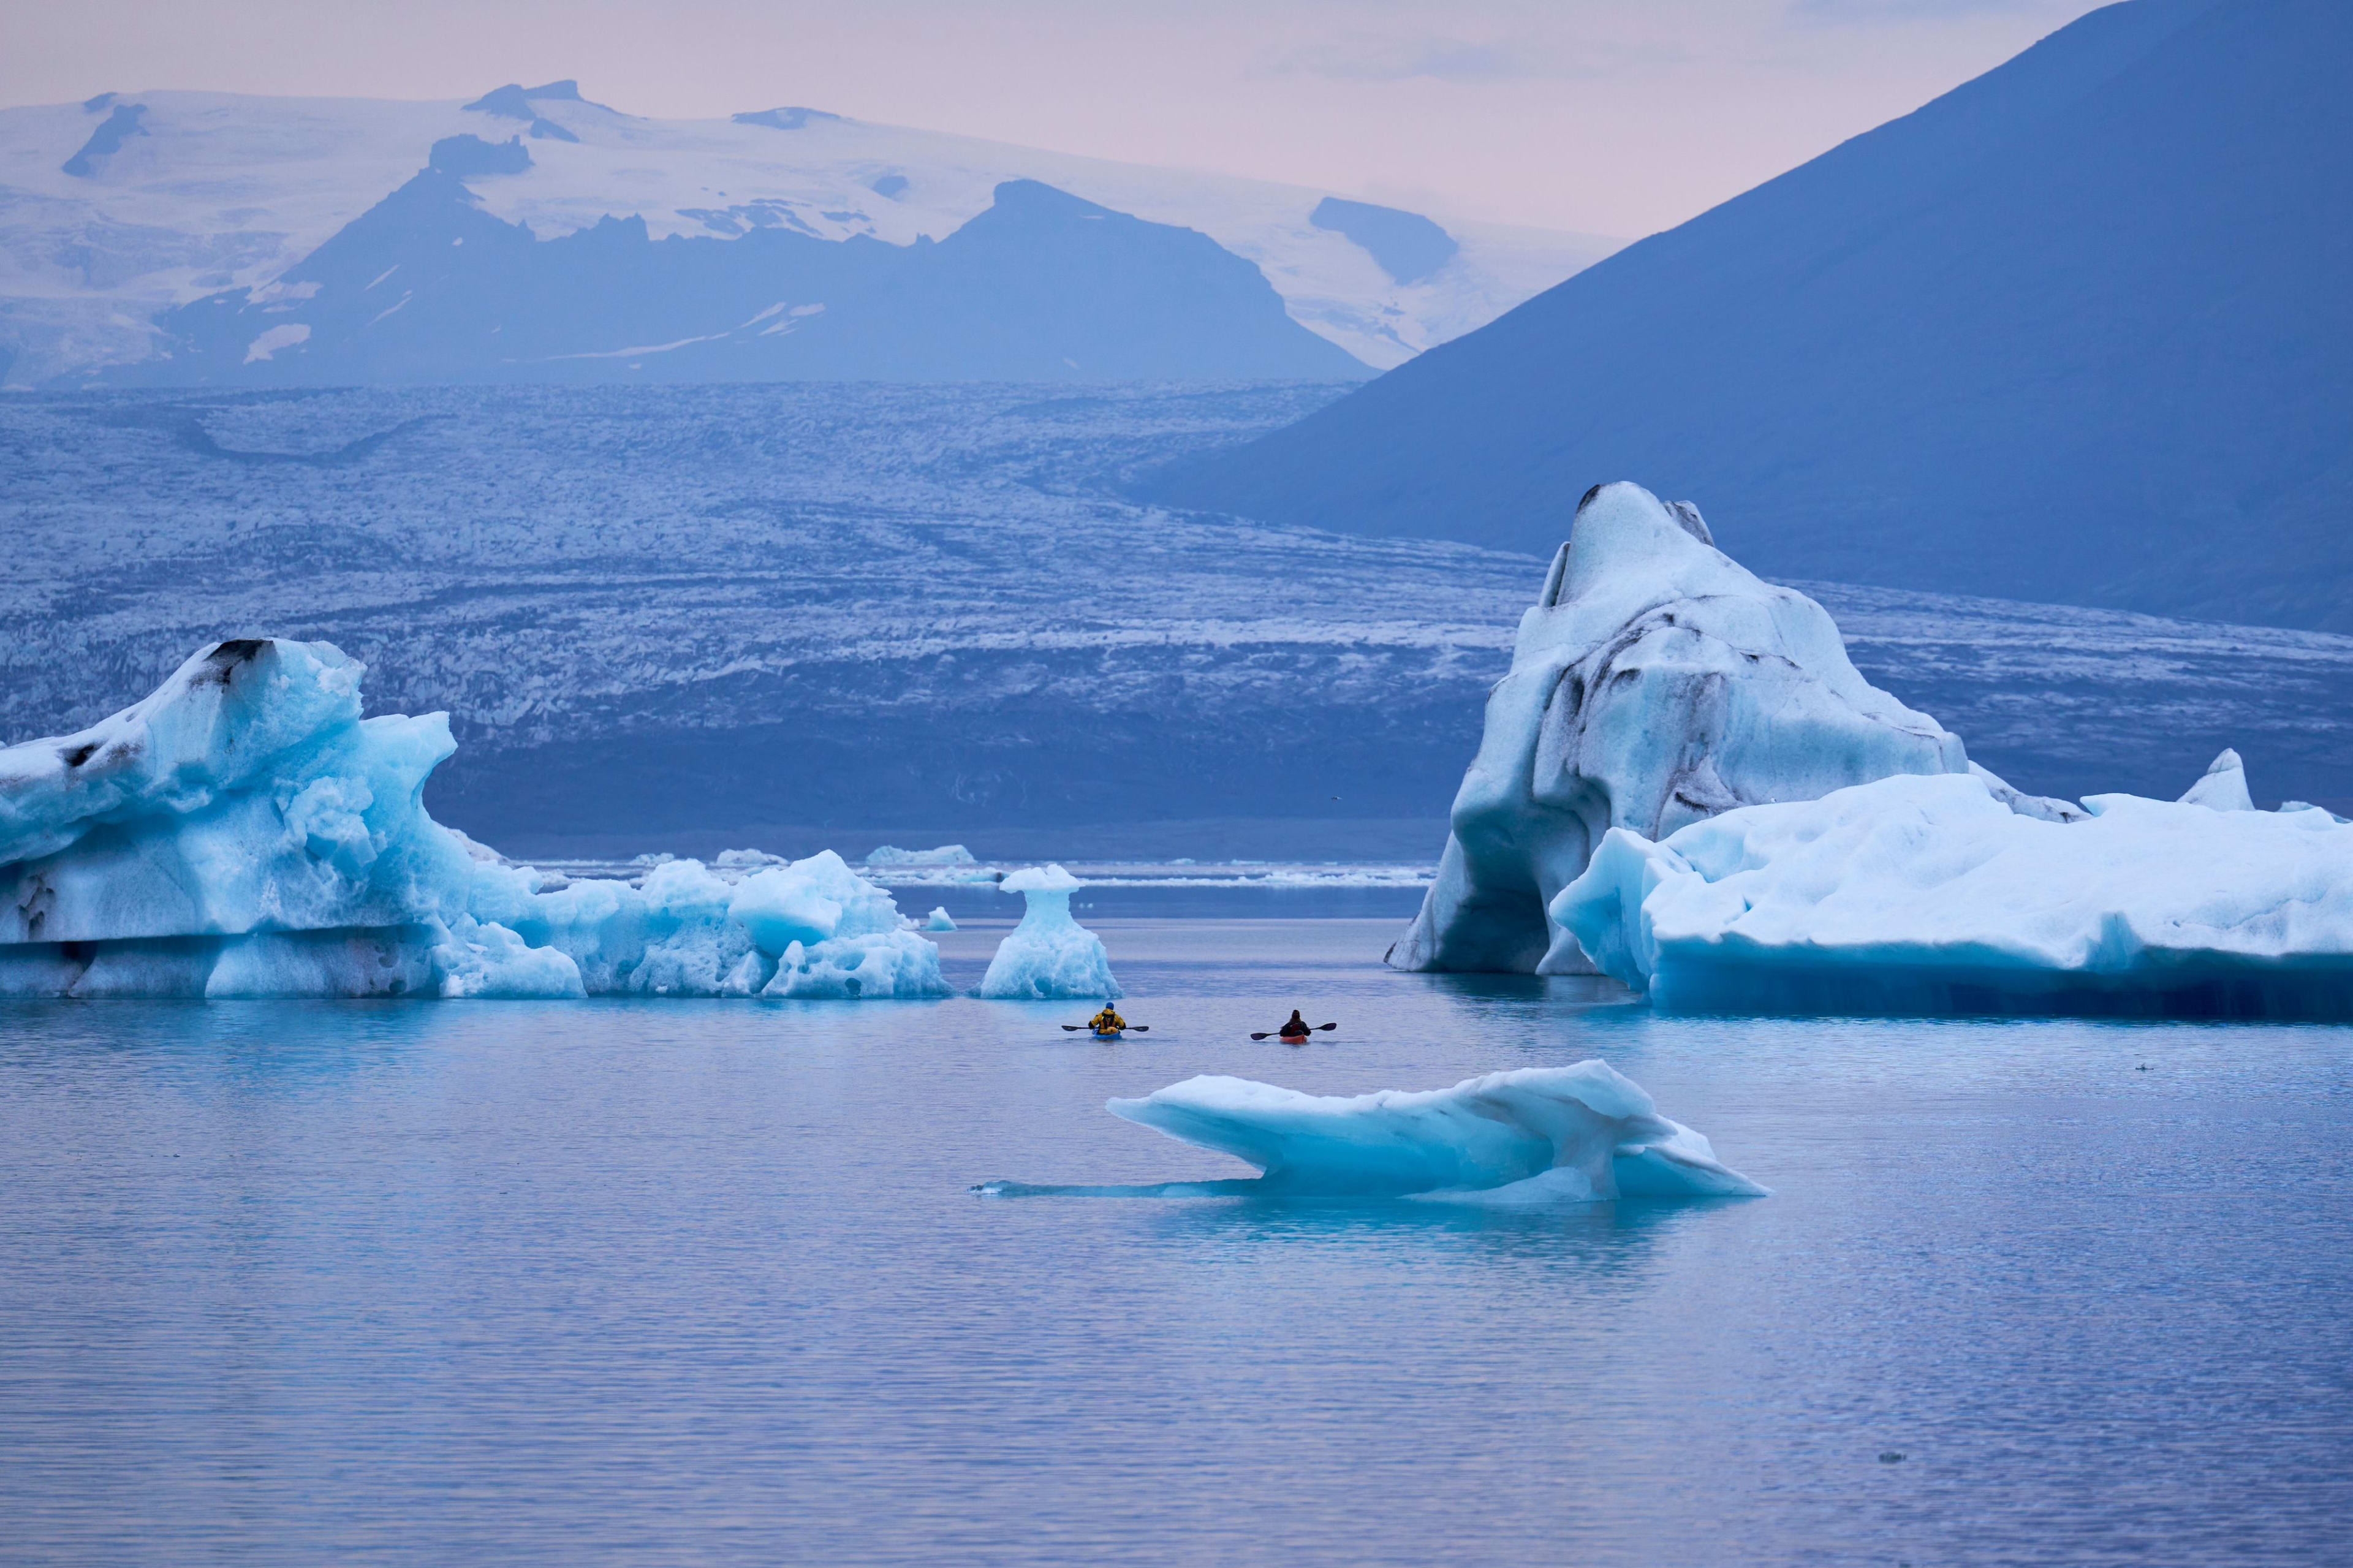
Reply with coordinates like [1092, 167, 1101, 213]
[3, 917, 2351, 1566]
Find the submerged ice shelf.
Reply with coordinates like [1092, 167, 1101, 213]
[978, 1061, 1765, 1202]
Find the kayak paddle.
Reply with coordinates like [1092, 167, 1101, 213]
[1063, 1024, 1148, 1032]
[1250, 1023, 1338, 1040]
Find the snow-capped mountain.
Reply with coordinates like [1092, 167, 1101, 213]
[0, 83, 1618, 386]
[121, 172, 1366, 385]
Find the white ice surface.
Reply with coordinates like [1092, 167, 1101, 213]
[2175, 748, 2256, 812]
[0, 638, 945, 999]
[866, 844, 977, 866]
[1106, 1062, 1765, 1200]
[979, 863, 1120, 999]
[1556, 766, 2353, 1015]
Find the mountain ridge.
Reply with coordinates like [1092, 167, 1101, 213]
[113, 174, 1366, 384]
[0, 86, 1616, 385]
[1144, 0, 2353, 632]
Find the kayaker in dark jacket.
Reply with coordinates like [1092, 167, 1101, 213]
[1278, 1009, 1311, 1039]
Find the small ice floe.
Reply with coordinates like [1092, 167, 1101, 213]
[974, 1060, 1764, 1202]
[866, 844, 977, 867]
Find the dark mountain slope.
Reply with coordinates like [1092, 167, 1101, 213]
[1148, 0, 2353, 631]
[121, 177, 1368, 385]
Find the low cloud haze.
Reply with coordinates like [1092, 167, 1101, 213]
[1, 0, 2107, 236]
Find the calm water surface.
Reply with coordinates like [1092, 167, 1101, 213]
[4, 916, 2350, 1566]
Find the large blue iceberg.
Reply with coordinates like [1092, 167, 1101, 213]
[0, 639, 947, 999]
[1390, 480, 2353, 1018]
[1389, 482, 1987, 977]
[982, 1061, 1765, 1202]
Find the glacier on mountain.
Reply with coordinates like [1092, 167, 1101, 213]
[978, 1061, 1764, 1201]
[1389, 481, 1978, 977]
[979, 864, 1121, 1000]
[0, 639, 947, 999]
[1555, 756, 2353, 1020]
[0, 86, 1616, 384]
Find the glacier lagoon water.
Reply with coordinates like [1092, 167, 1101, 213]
[4, 911, 2351, 1566]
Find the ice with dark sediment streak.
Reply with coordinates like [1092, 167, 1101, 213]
[1390, 481, 1990, 979]
[973, 1061, 1766, 1202]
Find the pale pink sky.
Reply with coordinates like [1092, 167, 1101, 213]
[1, 0, 2110, 236]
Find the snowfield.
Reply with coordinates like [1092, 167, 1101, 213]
[0, 86, 1618, 384]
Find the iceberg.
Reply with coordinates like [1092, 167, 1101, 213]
[979, 1061, 1765, 1201]
[1556, 765, 2353, 1019]
[925, 906, 957, 931]
[2176, 748, 2255, 812]
[1390, 482, 1972, 977]
[866, 844, 977, 866]
[0, 638, 947, 1000]
[979, 863, 1120, 999]
[465, 849, 950, 1001]
[1, 640, 473, 947]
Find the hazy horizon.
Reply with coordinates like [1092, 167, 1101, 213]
[1, 0, 2113, 237]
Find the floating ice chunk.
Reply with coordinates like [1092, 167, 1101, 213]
[2177, 748, 2256, 812]
[979, 863, 1120, 999]
[0, 640, 474, 945]
[1101, 1062, 1765, 1199]
[430, 914, 585, 999]
[0, 638, 949, 1000]
[1391, 482, 1969, 978]
[762, 929, 949, 998]
[499, 852, 945, 999]
[1556, 769, 2353, 1018]
[926, 906, 957, 931]
[866, 843, 977, 866]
